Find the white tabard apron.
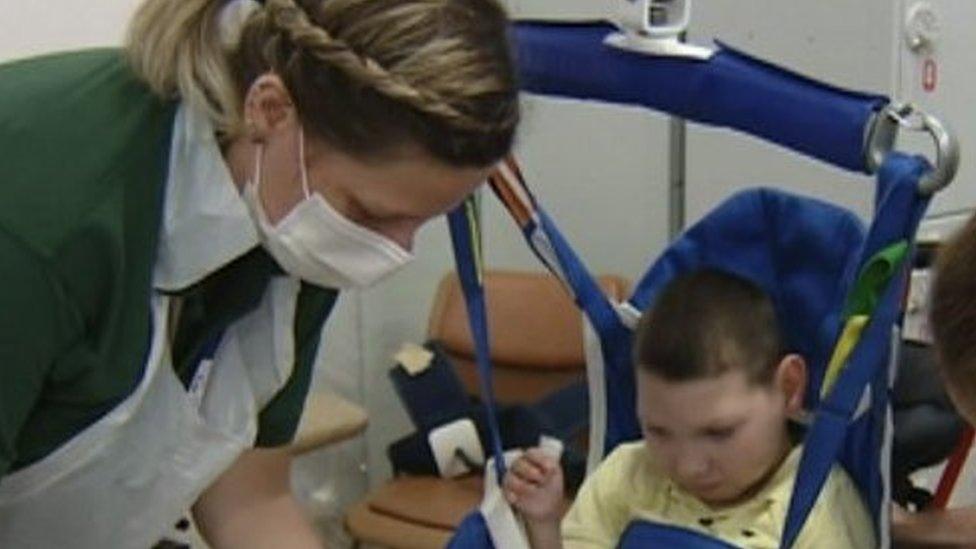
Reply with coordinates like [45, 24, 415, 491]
[0, 278, 300, 548]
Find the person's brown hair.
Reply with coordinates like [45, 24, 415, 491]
[127, 0, 518, 167]
[931, 214, 976, 392]
[633, 269, 785, 384]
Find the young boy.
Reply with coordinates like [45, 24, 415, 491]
[503, 269, 875, 548]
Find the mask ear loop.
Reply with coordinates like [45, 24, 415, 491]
[253, 142, 264, 192]
[298, 127, 311, 199]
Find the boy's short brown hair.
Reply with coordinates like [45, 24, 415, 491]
[931, 214, 976, 394]
[633, 269, 784, 384]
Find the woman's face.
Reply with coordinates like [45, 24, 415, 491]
[258, 127, 490, 251]
[237, 74, 494, 251]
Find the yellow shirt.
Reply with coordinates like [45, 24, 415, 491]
[561, 443, 875, 548]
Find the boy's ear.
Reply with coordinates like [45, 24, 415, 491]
[775, 354, 807, 417]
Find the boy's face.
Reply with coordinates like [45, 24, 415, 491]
[636, 358, 805, 507]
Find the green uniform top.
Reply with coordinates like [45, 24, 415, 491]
[0, 49, 336, 477]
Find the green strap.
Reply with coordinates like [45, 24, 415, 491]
[842, 241, 909, 319]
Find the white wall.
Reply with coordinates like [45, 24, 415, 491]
[897, 0, 976, 217]
[684, 1, 974, 225]
[684, 1, 899, 225]
[507, 0, 608, 20]
[0, 0, 140, 60]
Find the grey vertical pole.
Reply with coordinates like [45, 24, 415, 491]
[668, 116, 687, 240]
[668, 25, 691, 241]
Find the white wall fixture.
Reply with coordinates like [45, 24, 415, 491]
[898, 0, 975, 216]
[605, 0, 713, 60]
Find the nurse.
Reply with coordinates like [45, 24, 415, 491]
[0, 0, 518, 547]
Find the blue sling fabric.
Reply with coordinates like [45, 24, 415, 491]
[627, 188, 866, 409]
[780, 153, 931, 548]
[446, 199, 506, 482]
[536, 209, 638, 453]
[446, 156, 930, 548]
[484, 167, 640, 452]
[618, 521, 742, 549]
[448, 512, 494, 549]
[513, 22, 888, 173]
[443, 199, 510, 549]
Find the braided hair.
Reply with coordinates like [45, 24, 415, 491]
[128, 0, 518, 166]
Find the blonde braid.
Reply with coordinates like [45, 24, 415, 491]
[127, 0, 244, 133]
[264, 0, 509, 133]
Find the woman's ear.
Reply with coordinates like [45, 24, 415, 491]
[775, 354, 808, 417]
[242, 73, 298, 142]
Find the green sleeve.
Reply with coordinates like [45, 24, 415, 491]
[254, 284, 338, 447]
[0, 227, 79, 476]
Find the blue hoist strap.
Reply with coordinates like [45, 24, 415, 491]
[447, 198, 507, 482]
[780, 153, 932, 548]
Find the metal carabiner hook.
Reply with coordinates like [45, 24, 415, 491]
[864, 103, 959, 196]
[915, 111, 959, 195]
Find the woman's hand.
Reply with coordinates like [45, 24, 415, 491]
[193, 448, 324, 548]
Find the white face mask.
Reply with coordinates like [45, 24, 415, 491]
[243, 129, 414, 289]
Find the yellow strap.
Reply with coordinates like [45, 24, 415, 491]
[821, 315, 869, 397]
[465, 198, 484, 285]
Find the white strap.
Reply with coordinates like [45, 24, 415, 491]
[878, 327, 900, 549]
[538, 436, 564, 459]
[481, 439, 564, 549]
[616, 301, 642, 330]
[481, 451, 531, 549]
[582, 317, 608, 475]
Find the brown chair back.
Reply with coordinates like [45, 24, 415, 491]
[426, 270, 629, 404]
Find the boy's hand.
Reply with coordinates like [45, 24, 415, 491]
[503, 448, 564, 524]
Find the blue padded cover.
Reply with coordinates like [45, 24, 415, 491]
[514, 22, 888, 172]
[446, 512, 492, 549]
[389, 343, 471, 432]
[629, 188, 866, 409]
[619, 521, 741, 549]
